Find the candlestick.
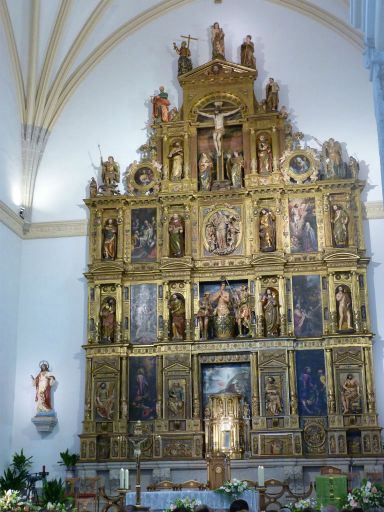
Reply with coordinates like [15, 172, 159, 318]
[125, 469, 129, 489]
[120, 468, 124, 489]
[258, 465, 265, 487]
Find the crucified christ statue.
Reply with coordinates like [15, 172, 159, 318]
[197, 103, 240, 156]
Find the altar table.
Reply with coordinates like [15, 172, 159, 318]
[125, 489, 259, 511]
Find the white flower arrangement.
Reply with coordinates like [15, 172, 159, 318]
[215, 479, 249, 498]
[344, 479, 384, 511]
[165, 497, 202, 512]
[286, 497, 319, 511]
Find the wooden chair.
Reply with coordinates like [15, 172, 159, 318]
[320, 466, 342, 475]
[76, 477, 100, 512]
[147, 480, 180, 491]
[179, 480, 207, 490]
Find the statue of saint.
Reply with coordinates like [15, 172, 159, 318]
[31, 361, 56, 414]
[168, 381, 185, 417]
[322, 138, 346, 178]
[265, 376, 283, 416]
[348, 156, 359, 178]
[103, 218, 117, 260]
[95, 382, 114, 420]
[152, 86, 170, 122]
[335, 286, 353, 331]
[240, 35, 256, 69]
[168, 293, 186, 340]
[100, 297, 116, 343]
[197, 103, 240, 156]
[197, 292, 213, 340]
[341, 373, 360, 414]
[211, 22, 225, 60]
[168, 214, 184, 257]
[226, 151, 244, 188]
[261, 288, 280, 336]
[199, 152, 213, 191]
[259, 208, 276, 252]
[168, 141, 184, 181]
[265, 78, 280, 111]
[173, 41, 193, 75]
[101, 156, 120, 194]
[89, 177, 97, 197]
[209, 281, 234, 338]
[331, 204, 349, 247]
[257, 134, 273, 174]
[205, 210, 240, 255]
[234, 284, 251, 336]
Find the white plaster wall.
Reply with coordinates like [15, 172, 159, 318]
[365, 218, 384, 428]
[9, 236, 87, 476]
[0, 15, 23, 212]
[32, 0, 381, 222]
[0, 224, 21, 470]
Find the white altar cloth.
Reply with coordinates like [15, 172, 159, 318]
[125, 489, 259, 511]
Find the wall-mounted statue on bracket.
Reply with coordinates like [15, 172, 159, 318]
[103, 218, 117, 260]
[168, 214, 184, 257]
[259, 208, 276, 252]
[31, 361, 56, 415]
[100, 297, 116, 343]
[168, 293, 186, 340]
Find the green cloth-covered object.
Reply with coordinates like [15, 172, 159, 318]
[316, 475, 347, 509]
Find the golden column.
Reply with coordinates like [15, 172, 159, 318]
[351, 271, 361, 332]
[354, 187, 366, 252]
[255, 277, 264, 336]
[250, 352, 260, 417]
[250, 128, 257, 173]
[192, 354, 200, 418]
[328, 273, 337, 333]
[325, 348, 336, 414]
[185, 279, 192, 341]
[288, 349, 298, 415]
[117, 208, 123, 259]
[84, 356, 92, 421]
[157, 355, 163, 418]
[162, 134, 169, 180]
[363, 346, 376, 413]
[184, 132, 190, 179]
[275, 194, 284, 252]
[278, 275, 287, 336]
[161, 206, 169, 258]
[121, 355, 128, 419]
[95, 284, 101, 342]
[271, 125, 279, 173]
[253, 199, 260, 253]
[96, 209, 103, 261]
[323, 194, 332, 248]
[189, 128, 198, 182]
[184, 205, 192, 257]
[115, 284, 122, 343]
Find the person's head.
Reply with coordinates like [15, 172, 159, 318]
[246, 34, 252, 41]
[267, 376, 275, 384]
[347, 373, 354, 380]
[269, 77, 274, 83]
[181, 41, 187, 48]
[159, 85, 165, 92]
[40, 361, 49, 371]
[304, 366, 311, 374]
[195, 506, 210, 512]
[213, 22, 219, 29]
[108, 156, 114, 162]
[351, 508, 364, 512]
[229, 499, 249, 512]
[333, 204, 339, 211]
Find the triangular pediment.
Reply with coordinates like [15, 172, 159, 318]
[251, 253, 287, 267]
[178, 58, 257, 85]
[93, 362, 119, 375]
[163, 361, 190, 372]
[324, 250, 360, 263]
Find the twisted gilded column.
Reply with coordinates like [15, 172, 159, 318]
[288, 349, 298, 415]
[325, 348, 336, 414]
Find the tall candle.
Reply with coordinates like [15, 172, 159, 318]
[120, 468, 124, 489]
[124, 469, 129, 489]
[258, 465, 265, 487]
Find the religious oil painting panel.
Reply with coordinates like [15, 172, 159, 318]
[131, 208, 157, 262]
[288, 197, 318, 253]
[130, 283, 157, 344]
[292, 275, 323, 337]
[198, 280, 250, 339]
[201, 362, 251, 408]
[129, 356, 157, 421]
[296, 349, 327, 417]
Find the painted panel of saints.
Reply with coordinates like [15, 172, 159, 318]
[201, 363, 251, 408]
[131, 208, 157, 262]
[95, 381, 116, 421]
[129, 356, 157, 421]
[292, 275, 323, 337]
[296, 350, 327, 416]
[203, 207, 242, 257]
[130, 284, 157, 344]
[288, 197, 318, 253]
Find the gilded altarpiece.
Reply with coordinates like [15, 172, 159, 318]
[81, 50, 380, 465]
